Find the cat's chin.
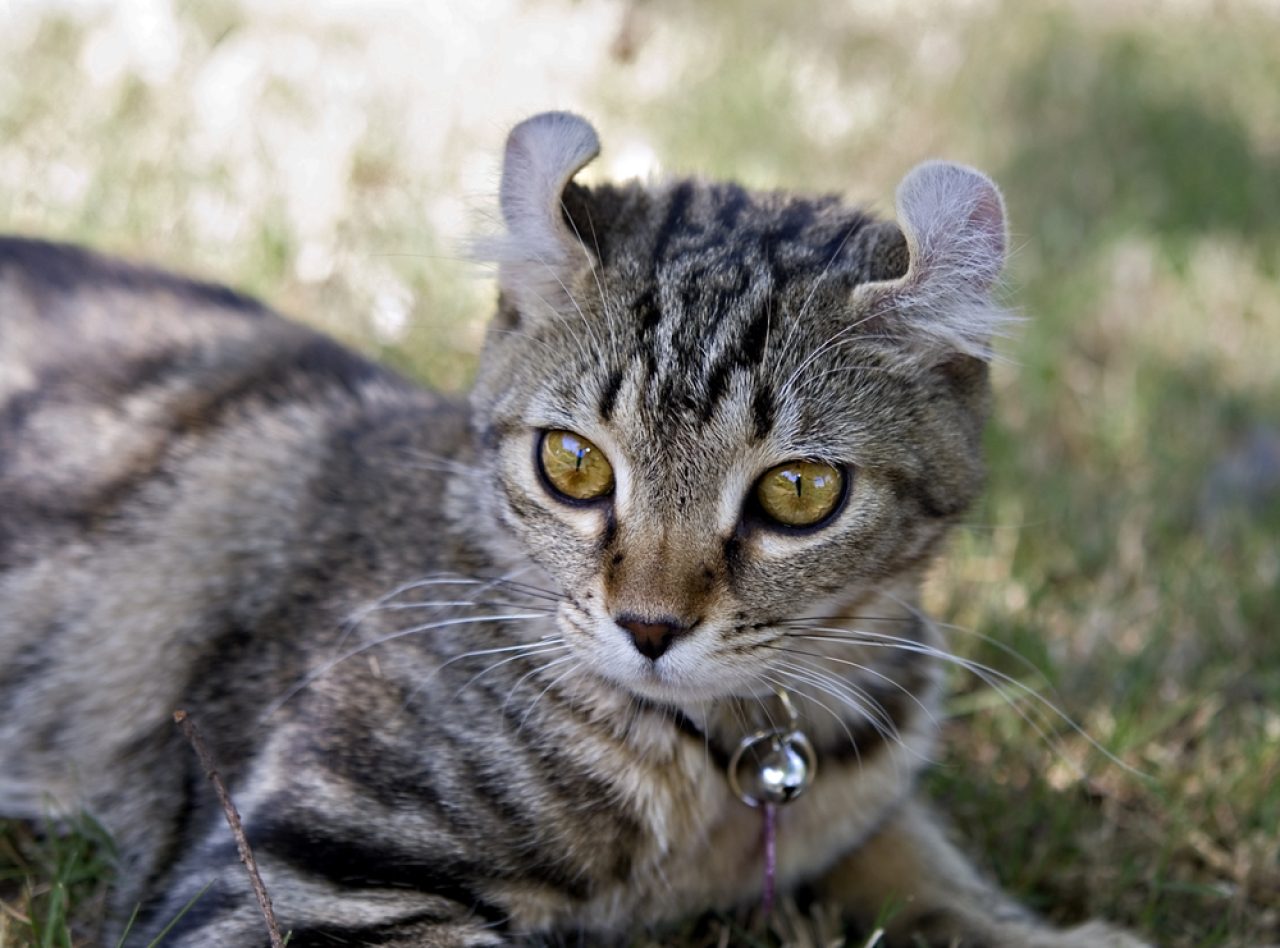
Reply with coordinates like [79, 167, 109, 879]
[584, 660, 768, 709]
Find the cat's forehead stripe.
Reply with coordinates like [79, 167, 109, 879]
[575, 181, 891, 441]
[650, 179, 695, 264]
[596, 366, 625, 422]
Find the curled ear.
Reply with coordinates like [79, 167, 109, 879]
[488, 111, 600, 311]
[857, 160, 1010, 360]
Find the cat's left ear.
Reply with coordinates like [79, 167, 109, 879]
[489, 111, 601, 313]
[857, 161, 1010, 360]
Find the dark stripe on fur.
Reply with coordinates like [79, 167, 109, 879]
[245, 816, 508, 923]
[281, 912, 501, 948]
[698, 304, 773, 426]
[167, 333, 384, 437]
[0, 236, 270, 315]
[652, 182, 694, 265]
[142, 879, 239, 944]
[597, 366, 625, 421]
[750, 386, 775, 442]
[713, 182, 749, 230]
[0, 629, 59, 718]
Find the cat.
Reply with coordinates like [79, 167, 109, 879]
[0, 111, 1145, 947]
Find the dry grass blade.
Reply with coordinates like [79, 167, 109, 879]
[172, 710, 284, 948]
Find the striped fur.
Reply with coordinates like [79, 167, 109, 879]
[0, 113, 1143, 946]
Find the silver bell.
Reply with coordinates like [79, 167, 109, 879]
[728, 729, 817, 807]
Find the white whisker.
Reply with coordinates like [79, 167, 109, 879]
[783, 624, 1143, 777]
[264, 612, 550, 718]
[769, 659, 903, 751]
[447, 640, 573, 702]
[879, 590, 1060, 687]
[517, 658, 582, 733]
[502, 653, 579, 717]
[762, 642, 939, 732]
[759, 673, 863, 769]
[369, 599, 555, 615]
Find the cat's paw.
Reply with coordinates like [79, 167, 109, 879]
[1013, 919, 1151, 948]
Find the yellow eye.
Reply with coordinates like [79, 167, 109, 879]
[756, 461, 846, 528]
[538, 430, 615, 502]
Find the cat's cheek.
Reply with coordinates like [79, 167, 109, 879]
[492, 437, 614, 581]
[546, 504, 611, 544]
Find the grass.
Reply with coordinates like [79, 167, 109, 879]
[2, 0, 1279, 945]
[0, 816, 114, 948]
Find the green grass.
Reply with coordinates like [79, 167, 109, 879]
[0, 816, 114, 948]
[2, 1, 1279, 945]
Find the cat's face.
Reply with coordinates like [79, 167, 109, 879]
[470, 113, 1005, 705]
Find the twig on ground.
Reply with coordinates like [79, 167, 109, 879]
[173, 709, 284, 948]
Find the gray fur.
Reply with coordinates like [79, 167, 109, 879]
[0, 113, 1143, 946]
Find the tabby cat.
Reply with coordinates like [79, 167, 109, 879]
[0, 112, 1143, 946]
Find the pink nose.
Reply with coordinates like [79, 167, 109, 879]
[617, 615, 686, 661]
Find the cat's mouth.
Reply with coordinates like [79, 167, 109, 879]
[553, 595, 818, 712]
[560, 615, 776, 706]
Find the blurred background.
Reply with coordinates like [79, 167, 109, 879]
[1, 0, 1277, 945]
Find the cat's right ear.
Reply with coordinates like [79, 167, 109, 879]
[487, 111, 601, 314]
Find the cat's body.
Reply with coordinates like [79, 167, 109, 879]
[0, 113, 1142, 946]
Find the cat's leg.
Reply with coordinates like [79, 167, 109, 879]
[818, 797, 1148, 947]
[128, 868, 509, 948]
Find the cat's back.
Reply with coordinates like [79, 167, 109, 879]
[1, 235, 277, 400]
[0, 236, 450, 563]
[0, 236, 463, 829]
[2, 236, 344, 515]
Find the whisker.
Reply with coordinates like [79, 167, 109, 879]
[391, 447, 474, 473]
[769, 659, 903, 752]
[517, 658, 582, 733]
[361, 570, 539, 613]
[789, 629, 1063, 743]
[264, 612, 550, 718]
[761, 642, 939, 730]
[774, 222, 863, 374]
[369, 599, 556, 615]
[487, 326, 560, 359]
[784, 625, 1143, 777]
[777, 307, 887, 412]
[879, 590, 1064, 687]
[781, 607, 1059, 703]
[488, 580, 568, 605]
[448, 640, 573, 702]
[759, 673, 863, 769]
[559, 195, 615, 360]
[522, 262, 603, 369]
[724, 695, 754, 749]
[337, 570, 553, 650]
[780, 613, 918, 625]
[399, 638, 571, 711]
[502, 652, 577, 717]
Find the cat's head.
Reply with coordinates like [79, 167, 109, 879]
[470, 112, 1008, 705]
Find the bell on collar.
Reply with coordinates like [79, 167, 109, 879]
[726, 690, 817, 808]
